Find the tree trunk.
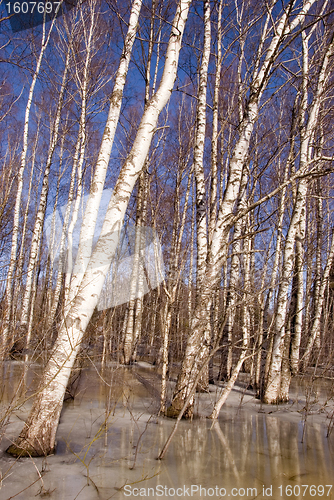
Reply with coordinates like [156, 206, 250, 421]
[289, 217, 305, 375]
[263, 179, 308, 404]
[2, 17, 57, 356]
[20, 44, 70, 346]
[7, 0, 192, 457]
[167, 0, 317, 417]
[264, 28, 334, 404]
[302, 228, 334, 369]
[64, 0, 143, 314]
[209, 349, 247, 420]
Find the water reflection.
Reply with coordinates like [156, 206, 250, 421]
[0, 362, 333, 500]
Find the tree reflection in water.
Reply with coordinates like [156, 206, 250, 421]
[0, 363, 333, 499]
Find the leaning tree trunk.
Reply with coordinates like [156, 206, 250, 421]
[64, 0, 143, 315]
[50, 0, 141, 337]
[209, 348, 247, 420]
[7, 0, 192, 457]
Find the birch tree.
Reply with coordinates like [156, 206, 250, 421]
[1, 12, 60, 357]
[264, 28, 334, 404]
[7, 0, 192, 457]
[63, 0, 143, 316]
[193, 0, 210, 292]
[19, 38, 71, 348]
[167, 0, 319, 418]
[123, 1, 160, 364]
[301, 229, 334, 369]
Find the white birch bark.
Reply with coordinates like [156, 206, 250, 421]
[289, 3, 328, 369]
[63, 5, 96, 306]
[288, 28, 311, 374]
[191, 0, 211, 391]
[20, 46, 71, 343]
[7, 0, 192, 457]
[263, 150, 291, 383]
[65, 0, 143, 313]
[48, 131, 77, 326]
[289, 215, 305, 375]
[168, 0, 317, 417]
[209, 349, 247, 420]
[224, 166, 248, 379]
[207, 0, 222, 382]
[208, 0, 222, 245]
[242, 212, 252, 373]
[279, 318, 292, 402]
[11, 120, 40, 328]
[123, 187, 145, 364]
[188, 179, 195, 324]
[313, 177, 323, 349]
[264, 32, 334, 404]
[193, 0, 210, 292]
[263, 187, 307, 403]
[1, 15, 59, 356]
[123, 3, 157, 364]
[160, 167, 192, 413]
[303, 200, 313, 346]
[302, 229, 334, 369]
[254, 232, 273, 391]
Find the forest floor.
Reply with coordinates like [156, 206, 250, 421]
[0, 360, 333, 500]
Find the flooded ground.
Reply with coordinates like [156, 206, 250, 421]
[0, 361, 333, 500]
